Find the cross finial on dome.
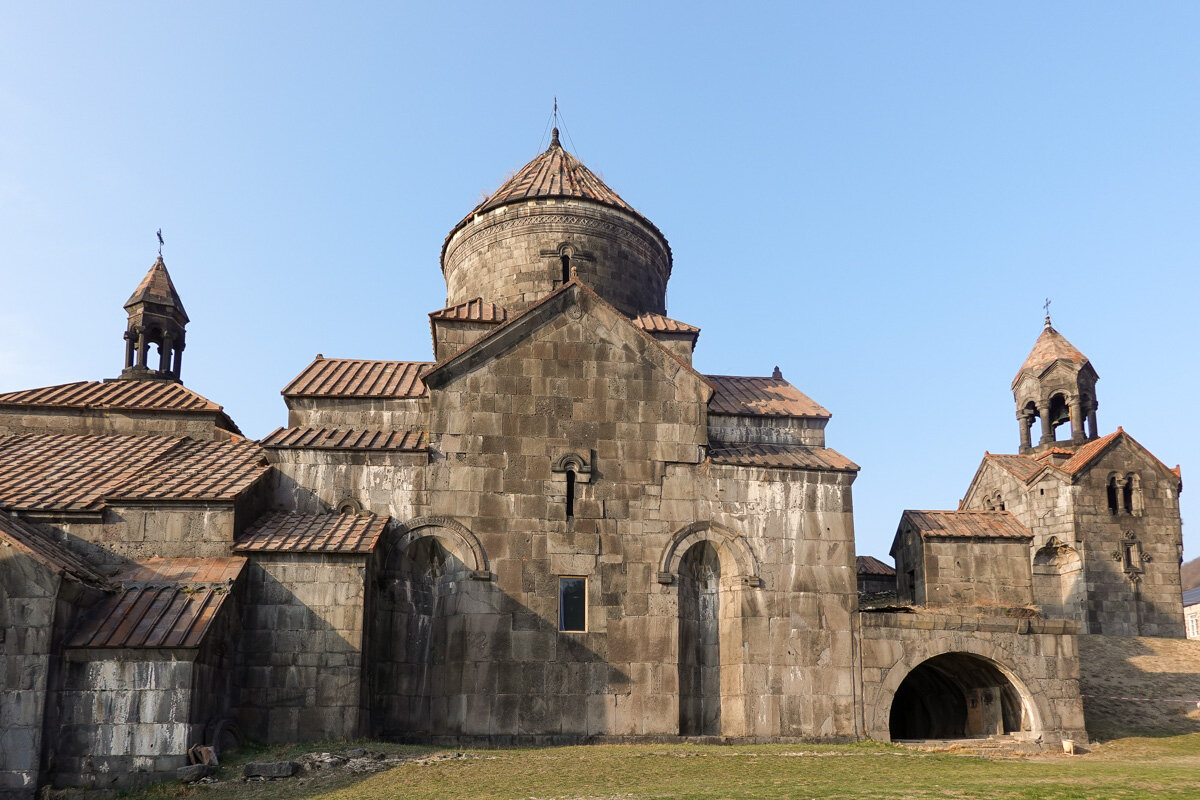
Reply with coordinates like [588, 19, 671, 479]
[1043, 297, 1052, 328]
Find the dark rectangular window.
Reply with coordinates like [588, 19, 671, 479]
[559, 577, 586, 632]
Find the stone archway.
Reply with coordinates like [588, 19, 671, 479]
[866, 637, 1052, 742]
[657, 521, 761, 588]
[370, 517, 491, 737]
[888, 653, 1025, 740]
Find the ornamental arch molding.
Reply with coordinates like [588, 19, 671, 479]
[657, 521, 762, 587]
[393, 516, 490, 580]
[864, 636, 1053, 741]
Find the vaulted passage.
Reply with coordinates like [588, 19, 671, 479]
[678, 542, 721, 736]
[889, 653, 1026, 740]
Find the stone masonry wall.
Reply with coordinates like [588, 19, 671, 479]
[919, 537, 1033, 608]
[857, 612, 1087, 744]
[0, 553, 60, 800]
[442, 199, 670, 318]
[285, 397, 429, 432]
[360, 294, 861, 741]
[0, 408, 222, 441]
[269, 450, 426, 516]
[54, 506, 238, 572]
[238, 554, 369, 743]
[1071, 442, 1184, 637]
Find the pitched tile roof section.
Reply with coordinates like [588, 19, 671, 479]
[708, 442, 859, 473]
[0, 511, 109, 587]
[903, 510, 1033, 540]
[260, 427, 426, 452]
[0, 380, 222, 412]
[1184, 587, 1200, 608]
[474, 131, 637, 218]
[124, 256, 188, 320]
[706, 375, 831, 419]
[1013, 322, 1090, 385]
[282, 358, 431, 399]
[0, 433, 268, 512]
[856, 555, 896, 576]
[631, 313, 700, 335]
[985, 453, 1045, 483]
[235, 511, 388, 554]
[429, 298, 508, 323]
[68, 557, 245, 649]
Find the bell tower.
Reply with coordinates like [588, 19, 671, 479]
[119, 255, 189, 381]
[1011, 315, 1099, 454]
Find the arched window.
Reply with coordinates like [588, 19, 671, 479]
[561, 254, 571, 284]
[1106, 475, 1120, 515]
[565, 469, 576, 519]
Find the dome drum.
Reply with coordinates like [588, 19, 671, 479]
[442, 197, 670, 318]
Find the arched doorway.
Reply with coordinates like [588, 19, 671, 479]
[889, 653, 1028, 740]
[678, 541, 721, 736]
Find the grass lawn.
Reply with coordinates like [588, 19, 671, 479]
[131, 734, 1200, 800]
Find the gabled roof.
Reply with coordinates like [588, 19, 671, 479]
[67, 557, 245, 649]
[631, 313, 700, 336]
[1184, 586, 1200, 608]
[901, 510, 1033, 541]
[707, 442, 858, 473]
[0, 433, 268, 513]
[124, 256, 188, 320]
[235, 511, 388, 554]
[260, 427, 426, 452]
[981, 429, 1180, 488]
[442, 129, 669, 267]
[0, 511, 109, 587]
[429, 298, 508, 323]
[856, 555, 896, 577]
[422, 279, 715, 398]
[282, 358, 431, 399]
[706, 374, 831, 419]
[1012, 321, 1091, 386]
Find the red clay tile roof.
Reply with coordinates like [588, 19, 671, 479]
[260, 427, 426, 451]
[124, 256, 188, 320]
[902, 510, 1033, 540]
[235, 511, 387, 554]
[282, 358, 431, 399]
[708, 442, 858, 472]
[631, 313, 700, 335]
[706, 375, 831, 419]
[0, 433, 268, 513]
[429, 298, 508, 323]
[443, 130, 669, 268]
[67, 557, 245, 649]
[0, 380, 222, 413]
[856, 555, 896, 576]
[1013, 322, 1090, 385]
[0, 511, 109, 587]
[985, 453, 1044, 483]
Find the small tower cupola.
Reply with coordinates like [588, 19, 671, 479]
[120, 255, 189, 382]
[1011, 315, 1099, 453]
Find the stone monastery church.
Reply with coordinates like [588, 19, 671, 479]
[0, 128, 1187, 795]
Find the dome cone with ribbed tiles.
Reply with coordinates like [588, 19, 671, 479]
[466, 128, 640, 221]
[124, 255, 189, 322]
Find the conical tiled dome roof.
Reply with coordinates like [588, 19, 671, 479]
[124, 256, 188, 322]
[472, 128, 636, 216]
[1012, 319, 1089, 385]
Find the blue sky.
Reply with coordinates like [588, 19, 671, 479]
[2, 3, 1197, 562]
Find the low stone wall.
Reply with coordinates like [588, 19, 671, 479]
[856, 611, 1087, 744]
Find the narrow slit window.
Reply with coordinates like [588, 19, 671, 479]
[1107, 479, 1119, 514]
[559, 577, 586, 632]
[1122, 479, 1134, 514]
[561, 255, 571, 284]
[566, 469, 576, 519]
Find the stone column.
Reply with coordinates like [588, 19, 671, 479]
[1068, 395, 1085, 443]
[172, 344, 184, 379]
[1038, 402, 1054, 445]
[135, 328, 147, 368]
[1018, 413, 1033, 453]
[1087, 405, 1099, 439]
[159, 333, 173, 374]
[124, 331, 136, 369]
